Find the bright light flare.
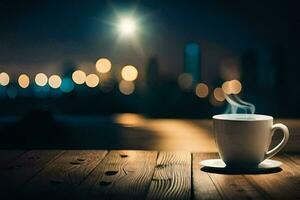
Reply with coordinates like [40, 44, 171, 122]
[118, 17, 137, 36]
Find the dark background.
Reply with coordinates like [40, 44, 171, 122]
[0, 0, 299, 148]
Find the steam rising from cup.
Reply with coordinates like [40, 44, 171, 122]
[224, 94, 255, 114]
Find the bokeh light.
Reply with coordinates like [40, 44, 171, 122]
[85, 74, 99, 88]
[35, 73, 48, 86]
[222, 79, 242, 94]
[195, 83, 209, 98]
[121, 65, 138, 81]
[60, 77, 74, 93]
[96, 58, 111, 73]
[178, 73, 193, 90]
[213, 87, 225, 101]
[18, 74, 30, 88]
[48, 75, 62, 89]
[72, 70, 86, 85]
[222, 81, 231, 94]
[230, 79, 242, 94]
[0, 72, 10, 86]
[119, 80, 135, 95]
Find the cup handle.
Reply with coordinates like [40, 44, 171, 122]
[265, 123, 289, 160]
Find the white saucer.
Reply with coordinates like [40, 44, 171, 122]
[200, 159, 282, 170]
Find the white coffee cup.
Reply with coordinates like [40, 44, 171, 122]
[213, 114, 289, 167]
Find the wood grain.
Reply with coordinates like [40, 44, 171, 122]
[0, 150, 62, 198]
[210, 172, 264, 200]
[244, 155, 300, 199]
[78, 150, 157, 200]
[0, 151, 299, 200]
[199, 153, 264, 200]
[145, 151, 191, 200]
[0, 151, 60, 199]
[22, 150, 107, 199]
[192, 153, 222, 200]
[285, 154, 300, 165]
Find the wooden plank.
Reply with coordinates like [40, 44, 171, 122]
[0, 150, 62, 198]
[77, 150, 158, 200]
[285, 154, 300, 165]
[276, 154, 300, 175]
[199, 153, 264, 200]
[145, 151, 191, 200]
[209, 172, 264, 200]
[0, 150, 26, 167]
[21, 150, 107, 199]
[244, 155, 300, 199]
[192, 153, 222, 200]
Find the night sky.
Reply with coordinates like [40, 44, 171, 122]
[0, 0, 295, 82]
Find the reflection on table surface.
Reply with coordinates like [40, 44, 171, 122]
[0, 113, 299, 152]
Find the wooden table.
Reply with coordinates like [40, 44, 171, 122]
[1, 150, 300, 199]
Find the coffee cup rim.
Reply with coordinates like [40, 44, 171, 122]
[213, 114, 273, 121]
